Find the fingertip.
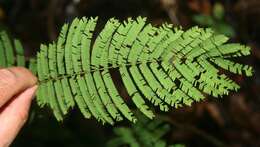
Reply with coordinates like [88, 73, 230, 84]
[8, 67, 38, 85]
[0, 67, 38, 107]
[27, 85, 38, 100]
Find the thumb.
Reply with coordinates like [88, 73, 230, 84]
[0, 85, 38, 147]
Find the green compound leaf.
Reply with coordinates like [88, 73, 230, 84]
[0, 31, 26, 68]
[1, 16, 252, 125]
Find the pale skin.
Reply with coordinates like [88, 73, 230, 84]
[0, 67, 37, 147]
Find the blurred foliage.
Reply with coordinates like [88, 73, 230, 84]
[193, 3, 235, 37]
[107, 113, 184, 147]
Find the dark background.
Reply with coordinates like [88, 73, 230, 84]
[0, 0, 260, 146]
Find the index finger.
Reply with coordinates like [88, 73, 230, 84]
[0, 67, 37, 107]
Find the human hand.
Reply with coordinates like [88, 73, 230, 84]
[0, 67, 37, 147]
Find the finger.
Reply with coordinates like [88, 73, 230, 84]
[0, 85, 37, 147]
[0, 67, 37, 107]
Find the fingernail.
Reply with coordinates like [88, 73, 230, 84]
[30, 85, 38, 99]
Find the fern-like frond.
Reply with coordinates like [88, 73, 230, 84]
[107, 114, 184, 147]
[33, 16, 252, 124]
[0, 31, 25, 67]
